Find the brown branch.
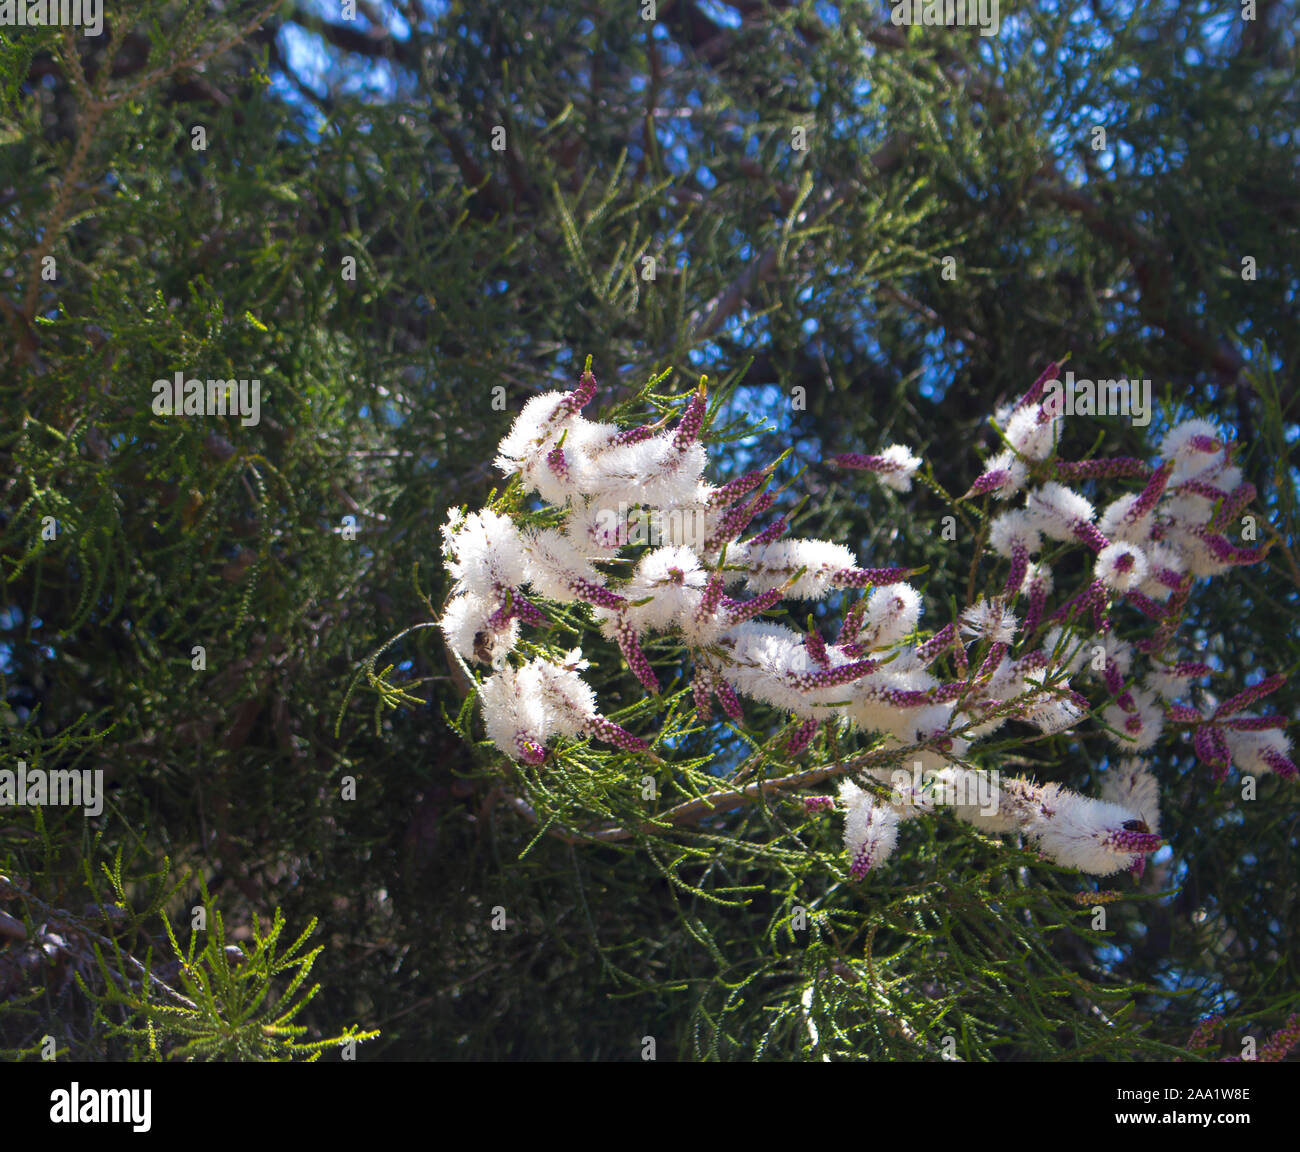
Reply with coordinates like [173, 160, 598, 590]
[503, 738, 926, 846]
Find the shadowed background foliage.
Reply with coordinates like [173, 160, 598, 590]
[1, 0, 1297, 1059]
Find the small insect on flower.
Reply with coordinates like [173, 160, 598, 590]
[473, 631, 494, 665]
[1122, 819, 1150, 834]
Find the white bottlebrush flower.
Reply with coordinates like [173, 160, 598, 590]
[875, 444, 923, 492]
[1136, 541, 1186, 602]
[1075, 631, 1133, 679]
[932, 765, 1018, 832]
[622, 545, 708, 632]
[1098, 493, 1153, 544]
[1223, 727, 1294, 778]
[565, 497, 632, 554]
[1162, 418, 1223, 482]
[1004, 404, 1062, 461]
[742, 538, 859, 600]
[1094, 541, 1149, 592]
[528, 654, 599, 738]
[1022, 561, 1053, 595]
[839, 780, 901, 877]
[988, 510, 1043, 559]
[863, 583, 922, 648]
[495, 391, 572, 472]
[1025, 786, 1161, 875]
[443, 508, 530, 597]
[982, 448, 1029, 500]
[1161, 525, 1231, 578]
[1101, 759, 1161, 836]
[582, 435, 708, 510]
[1103, 687, 1164, 751]
[521, 526, 620, 607]
[864, 764, 938, 818]
[1026, 482, 1097, 542]
[478, 661, 551, 764]
[1023, 692, 1086, 736]
[440, 592, 519, 666]
[960, 598, 1019, 645]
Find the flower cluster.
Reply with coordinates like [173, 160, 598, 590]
[441, 361, 1293, 880]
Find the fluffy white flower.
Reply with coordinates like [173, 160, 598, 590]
[1004, 404, 1062, 461]
[1026, 786, 1158, 875]
[1026, 482, 1097, 542]
[1136, 541, 1186, 601]
[1099, 493, 1153, 544]
[932, 766, 1018, 832]
[1223, 727, 1294, 777]
[478, 662, 551, 763]
[984, 449, 1029, 499]
[960, 598, 1019, 644]
[582, 435, 708, 509]
[875, 444, 923, 492]
[1022, 561, 1053, 595]
[742, 538, 858, 600]
[622, 546, 708, 632]
[522, 527, 606, 599]
[443, 509, 530, 597]
[1162, 418, 1223, 482]
[1101, 759, 1161, 835]
[1076, 631, 1133, 679]
[1103, 688, 1164, 751]
[839, 780, 901, 876]
[440, 592, 519, 666]
[988, 510, 1043, 559]
[1023, 692, 1086, 736]
[863, 583, 922, 648]
[1094, 541, 1149, 592]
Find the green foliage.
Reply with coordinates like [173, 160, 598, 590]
[1, 0, 1297, 1059]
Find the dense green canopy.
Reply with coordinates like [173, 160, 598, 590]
[1, 0, 1297, 1060]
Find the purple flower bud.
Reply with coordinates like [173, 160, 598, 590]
[1215, 672, 1286, 719]
[915, 623, 957, 666]
[546, 442, 569, 482]
[725, 586, 785, 625]
[1129, 460, 1173, 520]
[560, 367, 598, 415]
[695, 572, 725, 622]
[709, 469, 769, 507]
[672, 383, 708, 451]
[803, 794, 835, 813]
[1073, 521, 1111, 552]
[516, 736, 548, 766]
[787, 718, 819, 755]
[1262, 749, 1298, 779]
[962, 468, 1010, 499]
[832, 566, 917, 589]
[693, 673, 714, 724]
[746, 516, 788, 548]
[612, 424, 656, 446]
[585, 716, 650, 753]
[715, 676, 745, 722]
[1105, 826, 1163, 854]
[1222, 714, 1288, 730]
[616, 620, 659, 693]
[1166, 704, 1203, 724]
[570, 578, 626, 610]
[1192, 723, 1231, 780]
[1002, 544, 1029, 597]
[1054, 457, 1152, 481]
[1016, 361, 1059, 410]
[790, 659, 878, 691]
[804, 630, 830, 669]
